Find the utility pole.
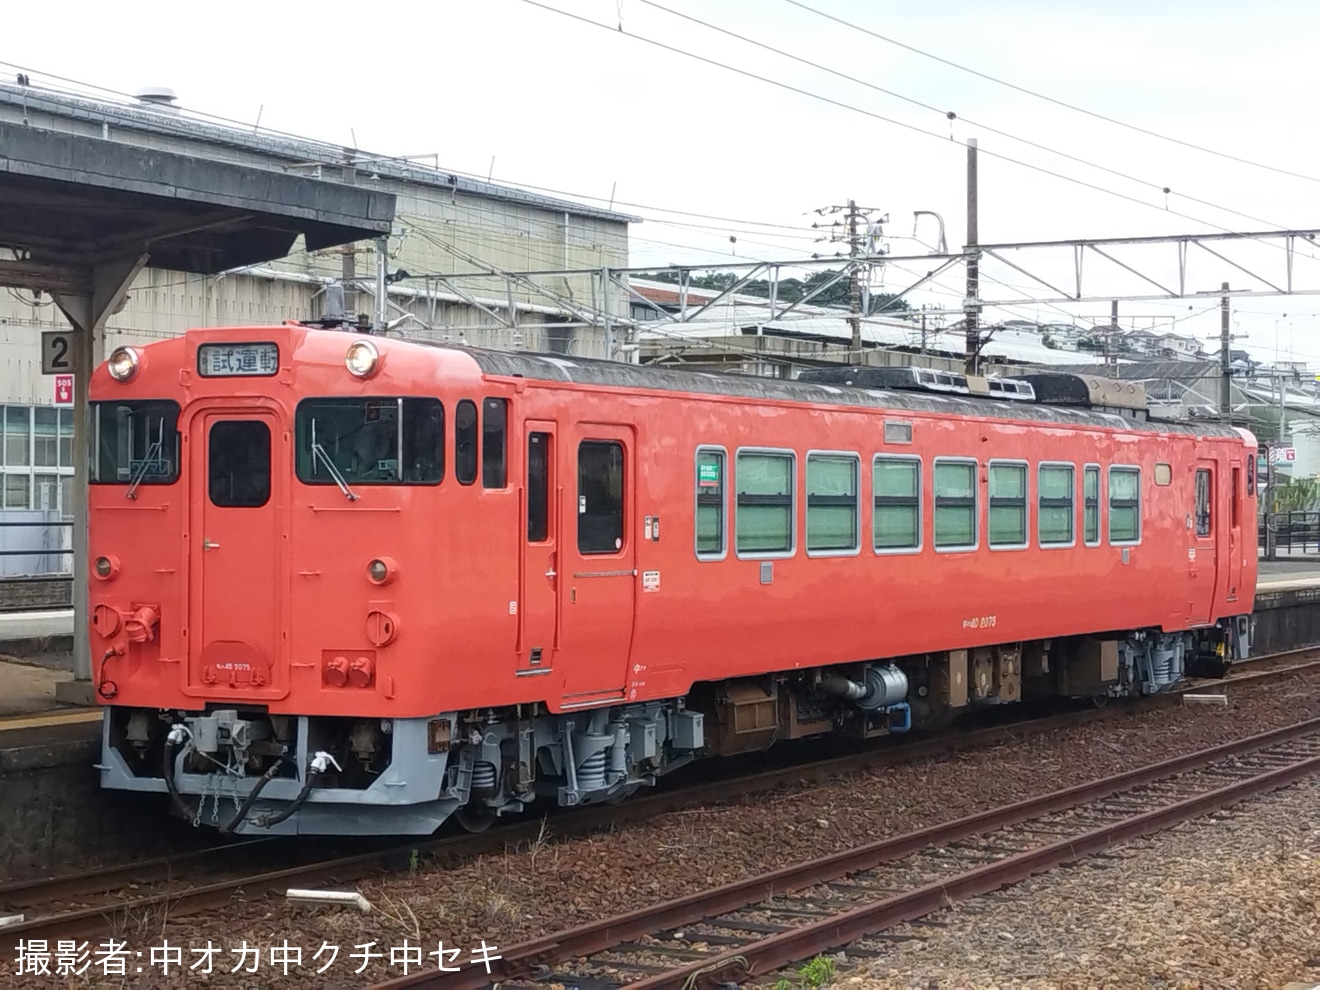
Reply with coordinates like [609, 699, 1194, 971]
[1109, 299, 1119, 371]
[374, 236, 389, 331]
[964, 138, 980, 375]
[847, 200, 861, 362]
[814, 200, 887, 366]
[1219, 281, 1232, 418]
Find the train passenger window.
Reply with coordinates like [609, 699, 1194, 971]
[988, 461, 1028, 549]
[873, 456, 920, 552]
[806, 453, 860, 554]
[295, 398, 443, 485]
[695, 448, 726, 558]
[482, 399, 508, 489]
[1083, 465, 1100, 546]
[208, 420, 270, 508]
[1038, 463, 1074, 546]
[455, 400, 478, 486]
[736, 450, 794, 555]
[933, 458, 977, 550]
[527, 432, 550, 542]
[1247, 454, 1256, 496]
[90, 400, 182, 486]
[1108, 466, 1141, 544]
[578, 440, 624, 554]
[1195, 468, 1212, 537]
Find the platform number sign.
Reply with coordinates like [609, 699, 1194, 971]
[41, 331, 74, 375]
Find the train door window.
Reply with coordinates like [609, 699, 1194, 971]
[1247, 454, 1256, 496]
[695, 447, 726, 558]
[1232, 467, 1242, 529]
[873, 456, 921, 552]
[806, 453, 860, 555]
[988, 461, 1028, 549]
[1195, 468, 1212, 537]
[933, 458, 977, 551]
[208, 420, 270, 508]
[455, 399, 478, 486]
[482, 399, 508, 489]
[527, 432, 550, 542]
[578, 440, 624, 554]
[1038, 463, 1075, 546]
[1108, 466, 1141, 544]
[735, 449, 795, 556]
[1083, 464, 1101, 546]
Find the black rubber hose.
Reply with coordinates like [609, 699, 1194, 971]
[218, 755, 290, 835]
[161, 739, 194, 820]
[252, 770, 320, 829]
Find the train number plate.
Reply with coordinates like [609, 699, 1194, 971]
[197, 343, 279, 377]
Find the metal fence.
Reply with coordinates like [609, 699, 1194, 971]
[1260, 510, 1320, 558]
[0, 512, 73, 577]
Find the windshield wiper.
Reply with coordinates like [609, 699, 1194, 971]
[125, 437, 163, 501]
[310, 420, 359, 501]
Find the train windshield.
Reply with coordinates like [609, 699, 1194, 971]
[295, 398, 445, 486]
[90, 400, 182, 486]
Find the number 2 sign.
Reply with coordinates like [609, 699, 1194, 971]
[41, 331, 74, 375]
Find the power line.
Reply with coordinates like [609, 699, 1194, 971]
[520, 0, 1291, 249]
[637, 0, 1289, 232]
[781, 0, 1320, 187]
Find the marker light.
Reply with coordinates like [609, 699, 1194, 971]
[92, 555, 120, 580]
[107, 347, 140, 382]
[345, 340, 380, 378]
[367, 557, 397, 585]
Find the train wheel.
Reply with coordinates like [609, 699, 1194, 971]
[454, 805, 496, 833]
[1091, 695, 1110, 709]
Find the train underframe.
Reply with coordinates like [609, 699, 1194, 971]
[99, 616, 1252, 836]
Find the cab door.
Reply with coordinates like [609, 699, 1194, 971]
[186, 408, 286, 699]
[1188, 461, 1220, 624]
[517, 423, 559, 678]
[1227, 460, 1244, 603]
[555, 424, 637, 708]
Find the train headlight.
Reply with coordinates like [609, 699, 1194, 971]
[107, 347, 140, 382]
[345, 340, 379, 378]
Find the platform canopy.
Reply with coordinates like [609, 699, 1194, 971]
[0, 122, 396, 304]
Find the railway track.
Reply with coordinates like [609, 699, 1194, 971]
[372, 715, 1320, 989]
[3, 647, 1317, 959]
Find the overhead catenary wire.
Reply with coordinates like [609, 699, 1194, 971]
[636, 0, 1291, 233]
[519, 0, 1297, 254]
[780, 0, 1320, 187]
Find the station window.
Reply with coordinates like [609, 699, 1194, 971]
[806, 453, 859, 554]
[5, 406, 29, 467]
[695, 448, 726, 557]
[1083, 465, 1100, 545]
[1195, 468, 1212, 537]
[578, 440, 624, 554]
[482, 399, 508, 489]
[455, 399, 478, 486]
[736, 450, 794, 555]
[1038, 463, 1075, 546]
[989, 461, 1028, 548]
[90, 400, 181, 486]
[1109, 466, 1141, 543]
[295, 398, 443, 485]
[208, 420, 271, 508]
[873, 456, 920, 552]
[934, 458, 977, 550]
[527, 432, 550, 543]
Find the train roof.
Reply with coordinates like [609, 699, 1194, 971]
[414, 339, 1247, 441]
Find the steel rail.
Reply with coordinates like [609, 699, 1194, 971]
[369, 714, 1320, 989]
[6, 649, 1317, 959]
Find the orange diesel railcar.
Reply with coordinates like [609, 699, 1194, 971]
[91, 322, 1257, 834]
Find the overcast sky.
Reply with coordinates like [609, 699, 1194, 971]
[6, 0, 1320, 366]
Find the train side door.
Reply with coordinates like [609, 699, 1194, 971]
[518, 423, 559, 678]
[1226, 459, 1244, 602]
[557, 424, 637, 707]
[1188, 461, 1219, 624]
